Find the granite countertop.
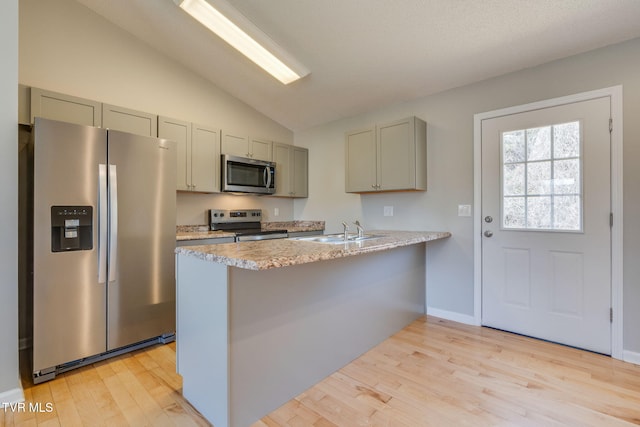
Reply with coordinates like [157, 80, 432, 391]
[176, 230, 236, 241]
[176, 220, 325, 241]
[261, 220, 325, 233]
[175, 230, 451, 270]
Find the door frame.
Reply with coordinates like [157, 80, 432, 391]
[473, 86, 623, 359]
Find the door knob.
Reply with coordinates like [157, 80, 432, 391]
[484, 230, 493, 238]
[484, 216, 493, 223]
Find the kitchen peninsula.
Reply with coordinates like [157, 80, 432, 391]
[175, 230, 450, 427]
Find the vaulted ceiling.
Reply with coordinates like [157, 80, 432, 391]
[75, 0, 640, 131]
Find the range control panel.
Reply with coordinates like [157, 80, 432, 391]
[209, 209, 262, 224]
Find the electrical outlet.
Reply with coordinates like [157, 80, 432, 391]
[274, 208, 279, 217]
[458, 204, 472, 217]
[383, 206, 394, 217]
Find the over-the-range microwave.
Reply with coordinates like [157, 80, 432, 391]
[221, 154, 276, 195]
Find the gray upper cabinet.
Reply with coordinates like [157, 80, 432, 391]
[159, 116, 220, 193]
[28, 88, 157, 137]
[191, 124, 221, 193]
[345, 116, 427, 193]
[273, 143, 308, 198]
[30, 87, 102, 127]
[292, 146, 309, 198]
[345, 127, 377, 192]
[220, 132, 247, 158]
[103, 104, 158, 137]
[159, 116, 191, 191]
[221, 131, 272, 161]
[249, 137, 273, 161]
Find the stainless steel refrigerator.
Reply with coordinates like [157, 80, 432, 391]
[30, 117, 177, 383]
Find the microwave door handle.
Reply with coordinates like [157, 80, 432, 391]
[265, 166, 272, 189]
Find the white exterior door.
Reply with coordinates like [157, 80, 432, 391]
[481, 96, 612, 354]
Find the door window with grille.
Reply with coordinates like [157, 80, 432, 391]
[501, 121, 582, 231]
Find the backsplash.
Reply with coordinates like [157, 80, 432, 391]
[176, 192, 294, 225]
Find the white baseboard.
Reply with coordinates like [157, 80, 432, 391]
[623, 350, 640, 366]
[0, 387, 25, 406]
[426, 307, 476, 326]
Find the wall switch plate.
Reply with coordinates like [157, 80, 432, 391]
[383, 206, 394, 217]
[458, 204, 472, 217]
[274, 208, 279, 216]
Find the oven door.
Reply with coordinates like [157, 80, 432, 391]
[222, 155, 275, 194]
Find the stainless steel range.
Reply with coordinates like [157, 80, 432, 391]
[209, 209, 288, 241]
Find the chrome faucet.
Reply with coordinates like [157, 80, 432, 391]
[342, 222, 349, 241]
[354, 220, 364, 238]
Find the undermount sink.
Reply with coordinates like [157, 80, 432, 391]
[292, 233, 383, 244]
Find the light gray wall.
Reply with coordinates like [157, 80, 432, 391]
[0, 0, 20, 399]
[19, 0, 295, 225]
[295, 37, 640, 352]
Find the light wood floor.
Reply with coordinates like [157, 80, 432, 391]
[256, 316, 640, 426]
[4, 316, 640, 426]
[2, 342, 210, 427]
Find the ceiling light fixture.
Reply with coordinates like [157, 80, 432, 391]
[174, 0, 309, 85]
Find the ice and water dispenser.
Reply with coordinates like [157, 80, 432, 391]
[50, 206, 93, 252]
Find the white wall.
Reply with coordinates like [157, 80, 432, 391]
[19, 0, 295, 225]
[295, 37, 640, 352]
[0, 0, 21, 403]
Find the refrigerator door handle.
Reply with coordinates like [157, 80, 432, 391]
[98, 164, 108, 283]
[108, 164, 118, 281]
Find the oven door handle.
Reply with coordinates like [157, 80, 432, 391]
[236, 232, 288, 242]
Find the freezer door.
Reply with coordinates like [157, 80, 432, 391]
[33, 118, 108, 373]
[106, 130, 177, 350]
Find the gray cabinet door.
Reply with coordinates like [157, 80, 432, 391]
[191, 124, 220, 193]
[378, 118, 415, 191]
[272, 142, 291, 196]
[103, 104, 158, 137]
[345, 127, 376, 192]
[159, 116, 191, 191]
[292, 146, 308, 198]
[250, 137, 273, 161]
[378, 117, 427, 191]
[30, 87, 102, 127]
[221, 132, 249, 157]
